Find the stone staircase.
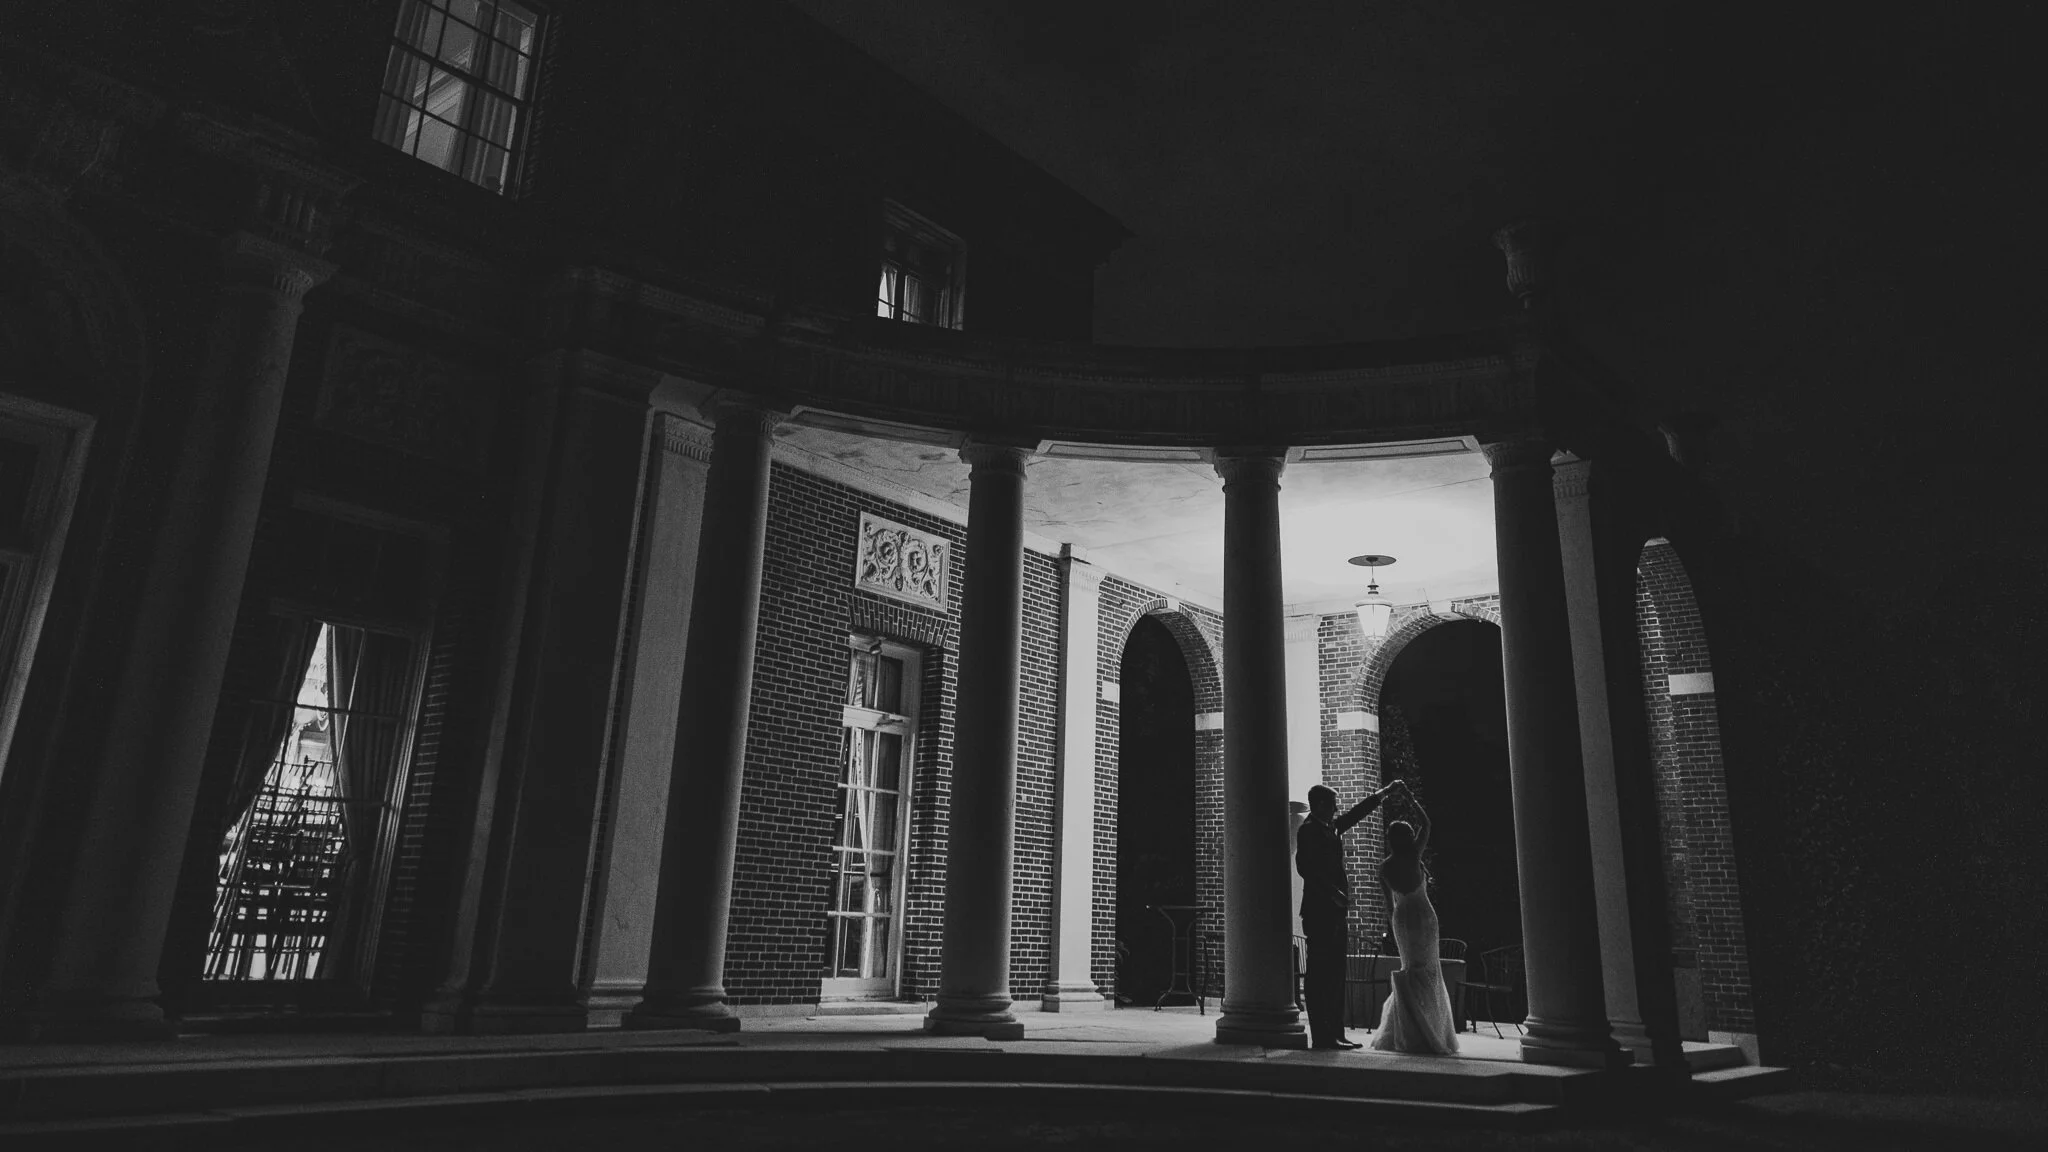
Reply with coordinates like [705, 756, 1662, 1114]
[0, 1029, 1793, 1146]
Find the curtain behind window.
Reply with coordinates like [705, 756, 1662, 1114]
[211, 614, 324, 841]
[317, 628, 415, 979]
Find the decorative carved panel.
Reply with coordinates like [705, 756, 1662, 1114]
[854, 513, 950, 612]
[316, 324, 487, 468]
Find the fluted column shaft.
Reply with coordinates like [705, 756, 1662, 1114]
[1483, 435, 1626, 1069]
[1554, 453, 1685, 1072]
[924, 442, 1031, 1039]
[1212, 452, 1307, 1048]
[35, 234, 332, 1039]
[626, 397, 782, 1032]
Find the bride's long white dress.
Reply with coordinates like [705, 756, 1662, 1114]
[1369, 878, 1461, 1055]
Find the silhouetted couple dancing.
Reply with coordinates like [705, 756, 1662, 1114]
[1296, 779, 1460, 1054]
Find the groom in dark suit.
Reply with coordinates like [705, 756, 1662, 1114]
[1297, 780, 1402, 1049]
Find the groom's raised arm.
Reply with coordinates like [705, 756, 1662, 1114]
[1333, 784, 1394, 835]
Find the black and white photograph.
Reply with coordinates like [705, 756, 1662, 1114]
[0, 2, 2040, 1148]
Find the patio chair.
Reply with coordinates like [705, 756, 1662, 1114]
[1345, 932, 1393, 1031]
[1467, 944, 1525, 1040]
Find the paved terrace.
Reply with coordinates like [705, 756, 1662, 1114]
[0, 1006, 1783, 1147]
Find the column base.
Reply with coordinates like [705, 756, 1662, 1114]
[925, 993, 1024, 1039]
[1213, 1000, 1308, 1048]
[622, 992, 742, 1033]
[1610, 1019, 1688, 1069]
[583, 979, 646, 1029]
[1519, 1015, 1632, 1069]
[1040, 982, 1112, 1012]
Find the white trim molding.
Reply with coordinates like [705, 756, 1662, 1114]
[1335, 710, 1377, 733]
[1667, 672, 1716, 696]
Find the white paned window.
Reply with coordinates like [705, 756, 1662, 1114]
[876, 203, 965, 329]
[824, 638, 920, 997]
[372, 0, 542, 195]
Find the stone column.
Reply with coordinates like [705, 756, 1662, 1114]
[1044, 546, 1109, 1011]
[1212, 452, 1307, 1049]
[422, 351, 662, 1035]
[32, 233, 332, 1039]
[1554, 453, 1685, 1071]
[925, 442, 1032, 1039]
[581, 415, 713, 1025]
[1482, 435, 1626, 1068]
[625, 395, 783, 1032]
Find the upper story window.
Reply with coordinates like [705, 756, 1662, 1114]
[876, 204, 965, 329]
[373, 1, 542, 195]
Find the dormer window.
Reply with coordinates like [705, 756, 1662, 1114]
[373, 1, 542, 195]
[876, 203, 965, 329]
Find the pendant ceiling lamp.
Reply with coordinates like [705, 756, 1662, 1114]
[1348, 553, 1397, 639]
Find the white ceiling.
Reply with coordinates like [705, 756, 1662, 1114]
[774, 426, 1500, 612]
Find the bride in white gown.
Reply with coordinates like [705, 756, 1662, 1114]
[1369, 783, 1460, 1055]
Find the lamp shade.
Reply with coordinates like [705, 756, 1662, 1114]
[1354, 590, 1393, 640]
[1346, 553, 1398, 639]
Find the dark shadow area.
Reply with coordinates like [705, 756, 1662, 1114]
[1115, 615, 1196, 1006]
[202, 1091, 2048, 1152]
[1380, 622, 1519, 978]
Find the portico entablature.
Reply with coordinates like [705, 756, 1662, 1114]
[535, 266, 1636, 452]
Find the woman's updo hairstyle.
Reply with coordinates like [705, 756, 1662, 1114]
[1386, 819, 1417, 855]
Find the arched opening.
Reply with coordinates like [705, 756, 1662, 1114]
[1378, 620, 1521, 977]
[1114, 614, 1197, 1006]
[1637, 538, 1753, 1044]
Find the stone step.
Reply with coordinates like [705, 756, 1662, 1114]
[1680, 1041, 1750, 1073]
[1690, 1064, 1796, 1099]
[811, 1001, 931, 1016]
[0, 1078, 1564, 1148]
[0, 1039, 1596, 1125]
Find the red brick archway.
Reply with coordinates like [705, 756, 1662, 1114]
[1329, 599, 1504, 945]
[1637, 538, 1753, 1043]
[1097, 596, 1224, 999]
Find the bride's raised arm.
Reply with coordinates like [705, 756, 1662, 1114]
[1410, 795, 1432, 856]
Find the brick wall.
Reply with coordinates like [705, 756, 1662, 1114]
[1638, 541, 1754, 1033]
[1094, 578, 1224, 997]
[723, 462, 1063, 1005]
[1320, 597, 1503, 946]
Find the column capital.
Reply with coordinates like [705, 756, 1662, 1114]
[1551, 453, 1594, 501]
[220, 230, 336, 302]
[1479, 432, 1555, 475]
[959, 440, 1033, 475]
[1212, 452, 1286, 487]
[657, 414, 715, 463]
[1060, 550, 1108, 591]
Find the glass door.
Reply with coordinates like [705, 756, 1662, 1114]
[823, 639, 919, 999]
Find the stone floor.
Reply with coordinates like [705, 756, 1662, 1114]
[0, 1006, 1786, 1148]
[279, 1091, 2048, 1152]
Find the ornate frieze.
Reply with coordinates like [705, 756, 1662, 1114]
[317, 324, 487, 468]
[854, 512, 950, 612]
